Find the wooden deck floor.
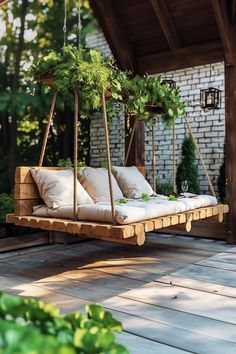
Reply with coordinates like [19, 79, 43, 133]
[1, 233, 236, 353]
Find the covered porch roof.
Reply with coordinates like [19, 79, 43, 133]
[89, 0, 235, 73]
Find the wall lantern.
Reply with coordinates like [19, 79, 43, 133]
[161, 79, 176, 89]
[200, 87, 222, 110]
[200, 63, 222, 111]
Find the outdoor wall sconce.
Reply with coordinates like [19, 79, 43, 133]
[200, 87, 222, 110]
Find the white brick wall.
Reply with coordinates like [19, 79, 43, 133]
[86, 32, 225, 194]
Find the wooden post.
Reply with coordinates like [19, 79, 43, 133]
[125, 114, 145, 169]
[225, 61, 236, 243]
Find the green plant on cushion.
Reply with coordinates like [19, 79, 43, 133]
[0, 292, 129, 354]
[141, 193, 151, 201]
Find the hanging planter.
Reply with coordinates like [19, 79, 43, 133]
[33, 45, 185, 124]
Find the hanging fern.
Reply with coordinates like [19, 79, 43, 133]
[33, 45, 185, 125]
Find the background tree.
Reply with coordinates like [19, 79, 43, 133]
[0, 0, 97, 193]
[176, 135, 200, 194]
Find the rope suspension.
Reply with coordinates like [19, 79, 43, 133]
[78, 0, 82, 45]
[38, 91, 58, 167]
[172, 122, 177, 193]
[184, 113, 216, 198]
[152, 122, 157, 193]
[63, 0, 67, 46]
[73, 88, 79, 220]
[101, 90, 116, 225]
[125, 117, 138, 166]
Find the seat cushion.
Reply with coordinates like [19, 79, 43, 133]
[112, 166, 154, 199]
[78, 167, 123, 203]
[31, 168, 94, 209]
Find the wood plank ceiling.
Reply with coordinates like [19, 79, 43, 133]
[89, 0, 235, 74]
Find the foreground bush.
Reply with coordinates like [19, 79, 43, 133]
[0, 292, 129, 354]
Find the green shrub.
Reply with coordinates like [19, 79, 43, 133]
[0, 194, 14, 222]
[176, 136, 200, 194]
[0, 292, 129, 354]
[57, 158, 86, 168]
[156, 182, 174, 196]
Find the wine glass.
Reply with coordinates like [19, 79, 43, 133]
[181, 180, 188, 197]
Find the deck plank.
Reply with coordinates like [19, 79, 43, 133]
[104, 309, 236, 354]
[119, 281, 236, 324]
[172, 264, 236, 288]
[156, 274, 236, 297]
[102, 296, 236, 343]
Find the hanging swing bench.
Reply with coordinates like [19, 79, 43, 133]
[3, 0, 229, 245]
[6, 84, 229, 246]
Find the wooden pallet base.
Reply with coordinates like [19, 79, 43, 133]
[6, 204, 229, 246]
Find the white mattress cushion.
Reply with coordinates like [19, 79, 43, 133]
[112, 166, 154, 199]
[78, 167, 123, 203]
[31, 168, 94, 209]
[32, 194, 217, 225]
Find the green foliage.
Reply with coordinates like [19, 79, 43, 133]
[34, 45, 185, 126]
[0, 194, 14, 222]
[141, 193, 151, 201]
[116, 198, 128, 205]
[122, 75, 185, 127]
[168, 194, 177, 201]
[217, 149, 226, 203]
[176, 136, 200, 194]
[0, 292, 129, 354]
[156, 182, 174, 196]
[57, 158, 86, 168]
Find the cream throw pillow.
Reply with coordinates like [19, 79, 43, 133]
[78, 167, 123, 203]
[31, 168, 94, 209]
[112, 166, 154, 199]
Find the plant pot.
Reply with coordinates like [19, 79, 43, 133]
[35, 71, 54, 86]
[145, 102, 163, 114]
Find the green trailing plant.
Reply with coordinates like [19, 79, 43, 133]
[33, 45, 185, 126]
[0, 291, 129, 354]
[176, 136, 200, 195]
[121, 75, 185, 127]
[0, 194, 14, 222]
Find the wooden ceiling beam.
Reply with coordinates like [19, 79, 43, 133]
[89, 0, 134, 71]
[137, 40, 224, 74]
[211, 0, 234, 64]
[150, 0, 181, 49]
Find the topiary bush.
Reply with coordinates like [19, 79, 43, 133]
[0, 291, 129, 354]
[176, 136, 200, 194]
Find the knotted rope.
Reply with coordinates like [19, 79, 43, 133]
[38, 91, 58, 167]
[101, 90, 116, 224]
[73, 88, 79, 220]
[184, 113, 216, 198]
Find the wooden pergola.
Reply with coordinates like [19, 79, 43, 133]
[89, 0, 236, 243]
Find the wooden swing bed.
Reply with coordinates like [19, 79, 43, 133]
[6, 87, 228, 245]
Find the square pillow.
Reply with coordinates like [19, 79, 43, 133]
[78, 167, 123, 203]
[112, 166, 154, 199]
[31, 168, 94, 209]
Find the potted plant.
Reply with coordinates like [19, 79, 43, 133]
[33, 45, 185, 125]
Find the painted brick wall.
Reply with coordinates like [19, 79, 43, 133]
[86, 32, 225, 194]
